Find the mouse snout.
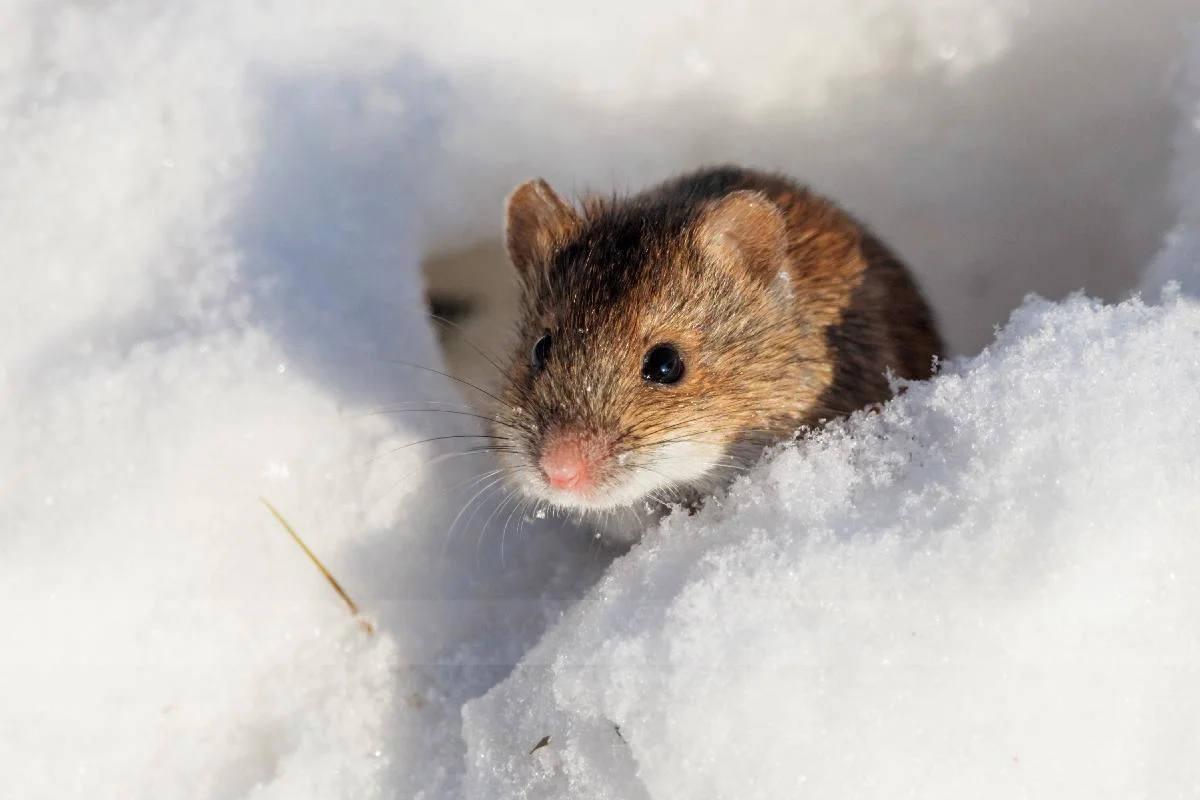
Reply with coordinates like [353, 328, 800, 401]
[538, 430, 611, 494]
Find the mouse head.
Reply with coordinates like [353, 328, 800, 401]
[491, 177, 833, 517]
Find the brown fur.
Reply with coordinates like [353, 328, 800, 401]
[493, 165, 944, 533]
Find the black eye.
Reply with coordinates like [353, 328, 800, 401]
[642, 344, 684, 385]
[531, 332, 552, 372]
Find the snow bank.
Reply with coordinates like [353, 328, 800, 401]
[1, 0, 1197, 798]
[0, 4, 575, 797]
[0, 6, 431, 796]
[463, 291, 1200, 798]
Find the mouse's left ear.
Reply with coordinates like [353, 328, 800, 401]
[505, 179, 581, 282]
[695, 190, 787, 284]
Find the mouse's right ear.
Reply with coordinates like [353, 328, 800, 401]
[505, 179, 580, 281]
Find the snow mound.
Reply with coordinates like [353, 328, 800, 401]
[463, 291, 1200, 799]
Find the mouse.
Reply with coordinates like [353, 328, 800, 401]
[488, 165, 944, 545]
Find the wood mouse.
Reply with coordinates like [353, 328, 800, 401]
[490, 165, 944, 544]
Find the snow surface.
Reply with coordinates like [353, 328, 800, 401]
[465, 291, 1200, 798]
[1, 1, 1198, 799]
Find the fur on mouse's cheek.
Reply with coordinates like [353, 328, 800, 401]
[633, 437, 728, 491]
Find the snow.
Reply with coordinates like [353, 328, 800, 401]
[1143, 28, 1200, 299]
[464, 291, 1200, 798]
[1, 1, 1198, 799]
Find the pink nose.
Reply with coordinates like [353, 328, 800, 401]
[539, 435, 597, 492]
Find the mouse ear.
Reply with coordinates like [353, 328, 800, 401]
[695, 190, 787, 283]
[505, 179, 581, 281]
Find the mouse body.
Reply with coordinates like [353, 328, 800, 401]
[491, 165, 944, 544]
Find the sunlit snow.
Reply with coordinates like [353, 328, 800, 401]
[1, 1, 1197, 798]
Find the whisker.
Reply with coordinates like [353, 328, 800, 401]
[444, 475, 509, 560]
[427, 312, 510, 379]
[354, 406, 523, 432]
[499, 493, 535, 569]
[372, 443, 515, 496]
[476, 486, 521, 568]
[366, 434, 515, 466]
[379, 357, 508, 406]
[442, 466, 507, 501]
[629, 465, 685, 504]
[345, 398, 486, 416]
